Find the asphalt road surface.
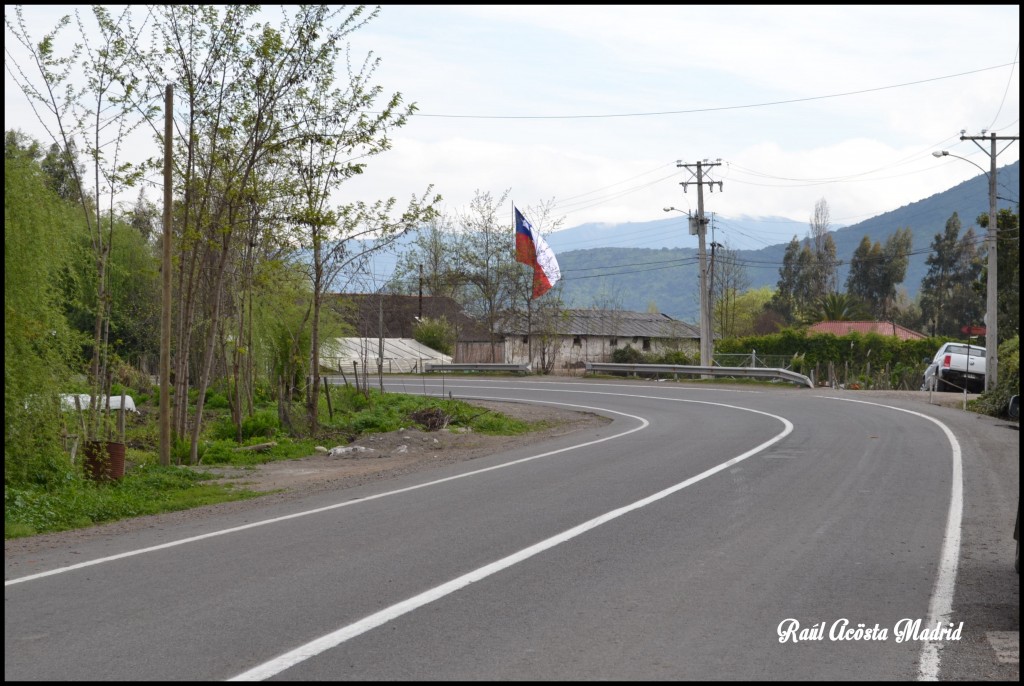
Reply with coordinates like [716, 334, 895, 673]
[5, 378, 1019, 680]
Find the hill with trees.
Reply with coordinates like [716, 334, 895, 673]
[556, 160, 1019, 322]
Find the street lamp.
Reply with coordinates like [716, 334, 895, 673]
[932, 139, 1006, 392]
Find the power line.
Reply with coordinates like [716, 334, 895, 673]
[405, 63, 1019, 120]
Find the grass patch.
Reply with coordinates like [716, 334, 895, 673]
[4, 464, 260, 539]
[5, 386, 545, 539]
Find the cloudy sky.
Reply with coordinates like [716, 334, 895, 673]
[6, 5, 1020, 244]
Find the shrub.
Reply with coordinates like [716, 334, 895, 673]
[612, 345, 645, 364]
[971, 335, 1019, 417]
[413, 316, 455, 356]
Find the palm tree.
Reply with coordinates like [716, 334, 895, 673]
[804, 293, 872, 324]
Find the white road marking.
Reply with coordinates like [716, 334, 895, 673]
[5, 399, 647, 587]
[817, 396, 962, 683]
[230, 405, 794, 680]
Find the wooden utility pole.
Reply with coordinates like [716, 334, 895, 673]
[675, 159, 723, 367]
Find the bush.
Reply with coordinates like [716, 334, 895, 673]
[971, 335, 1019, 417]
[656, 350, 694, 366]
[612, 345, 645, 364]
[413, 316, 455, 356]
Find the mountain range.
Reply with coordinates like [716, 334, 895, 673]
[358, 160, 1018, 324]
[553, 160, 1019, 322]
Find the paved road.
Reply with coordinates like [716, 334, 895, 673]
[4, 379, 1018, 680]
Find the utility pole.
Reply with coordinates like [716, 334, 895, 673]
[958, 131, 1018, 392]
[675, 159, 723, 367]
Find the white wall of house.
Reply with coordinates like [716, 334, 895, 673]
[505, 335, 698, 373]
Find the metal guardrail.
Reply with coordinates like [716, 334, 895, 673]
[584, 362, 814, 388]
[424, 363, 532, 374]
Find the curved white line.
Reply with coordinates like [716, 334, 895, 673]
[5, 399, 647, 587]
[816, 396, 962, 682]
[230, 404, 794, 681]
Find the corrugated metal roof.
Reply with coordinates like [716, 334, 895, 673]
[501, 309, 700, 339]
[806, 321, 927, 340]
[321, 337, 451, 373]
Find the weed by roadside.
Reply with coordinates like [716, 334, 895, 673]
[4, 385, 543, 539]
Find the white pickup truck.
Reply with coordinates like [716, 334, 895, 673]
[922, 342, 986, 393]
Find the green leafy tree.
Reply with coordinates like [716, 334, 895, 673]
[5, 145, 82, 486]
[7, 6, 155, 441]
[804, 292, 872, 324]
[769, 236, 801, 324]
[845, 227, 912, 320]
[919, 212, 984, 338]
[281, 5, 440, 434]
[413, 316, 456, 356]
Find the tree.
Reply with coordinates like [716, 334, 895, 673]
[845, 227, 912, 320]
[413, 316, 455, 356]
[919, 212, 983, 338]
[808, 198, 838, 293]
[389, 214, 461, 298]
[731, 286, 775, 337]
[769, 236, 801, 324]
[282, 6, 439, 434]
[7, 5, 155, 441]
[711, 241, 750, 339]
[804, 292, 871, 323]
[451, 189, 519, 361]
[5, 143, 81, 485]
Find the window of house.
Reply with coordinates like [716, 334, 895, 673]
[642, 338, 651, 351]
[573, 336, 582, 347]
[522, 335, 529, 344]
[609, 337, 618, 347]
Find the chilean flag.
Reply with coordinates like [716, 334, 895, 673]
[515, 206, 561, 299]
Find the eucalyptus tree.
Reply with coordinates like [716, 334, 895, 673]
[769, 236, 801, 324]
[845, 228, 912, 320]
[808, 198, 838, 294]
[919, 212, 984, 338]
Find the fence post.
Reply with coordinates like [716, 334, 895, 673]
[751, 349, 756, 367]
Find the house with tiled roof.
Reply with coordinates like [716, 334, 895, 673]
[806, 321, 927, 341]
[499, 309, 701, 373]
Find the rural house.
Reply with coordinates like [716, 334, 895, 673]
[499, 309, 701, 373]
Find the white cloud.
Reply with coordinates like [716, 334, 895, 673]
[6, 4, 1019, 235]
